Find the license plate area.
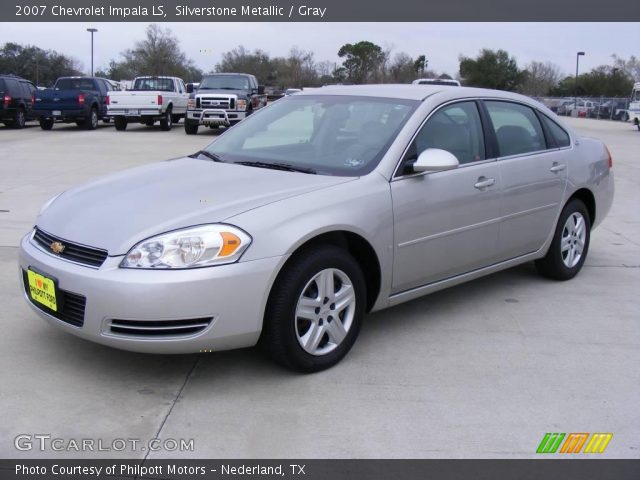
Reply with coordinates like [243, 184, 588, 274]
[52, 110, 61, 116]
[26, 267, 59, 312]
[125, 109, 139, 115]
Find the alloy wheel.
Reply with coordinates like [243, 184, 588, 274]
[561, 212, 586, 268]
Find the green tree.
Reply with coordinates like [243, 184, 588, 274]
[550, 66, 633, 97]
[459, 49, 525, 91]
[413, 55, 427, 76]
[0, 42, 82, 86]
[105, 25, 202, 82]
[337, 41, 386, 84]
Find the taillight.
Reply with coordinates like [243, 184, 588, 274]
[157, 95, 163, 106]
[605, 145, 613, 169]
[78, 93, 85, 106]
[105, 95, 110, 106]
[3, 95, 11, 107]
[31, 95, 35, 105]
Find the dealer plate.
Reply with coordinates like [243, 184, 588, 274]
[27, 269, 57, 311]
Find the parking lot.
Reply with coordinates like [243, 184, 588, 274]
[0, 118, 638, 459]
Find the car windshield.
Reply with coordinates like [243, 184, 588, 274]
[132, 78, 174, 91]
[203, 95, 418, 176]
[200, 76, 250, 90]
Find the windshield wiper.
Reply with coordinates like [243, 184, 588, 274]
[190, 150, 225, 162]
[235, 161, 317, 174]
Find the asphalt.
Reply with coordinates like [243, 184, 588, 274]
[0, 117, 638, 459]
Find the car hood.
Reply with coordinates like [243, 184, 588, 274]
[37, 157, 354, 255]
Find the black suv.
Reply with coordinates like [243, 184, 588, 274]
[0, 75, 38, 128]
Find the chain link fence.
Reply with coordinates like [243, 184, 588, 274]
[533, 96, 631, 121]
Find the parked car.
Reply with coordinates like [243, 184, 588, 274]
[593, 100, 628, 120]
[0, 74, 38, 128]
[629, 82, 640, 130]
[556, 100, 574, 116]
[107, 76, 189, 131]
[284, 88, 302, 96]
[412, 78, 461, 86]
[34, 76, 113, 130]
[184, 73, 267, 135]
[19, 85, 614, 372]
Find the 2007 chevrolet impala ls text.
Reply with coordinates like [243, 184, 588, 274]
[19, 85, 614, 372]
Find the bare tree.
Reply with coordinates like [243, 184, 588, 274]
[520, 61, 562, 96]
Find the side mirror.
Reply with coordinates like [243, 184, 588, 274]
[186, 83, 194, 94]
[257, 85, 265, 95]
[413, 148, 459, 173]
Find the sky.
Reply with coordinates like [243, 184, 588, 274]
[1, 22, 637, 78]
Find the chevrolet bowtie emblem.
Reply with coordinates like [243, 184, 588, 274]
[50, 241, 65, 254]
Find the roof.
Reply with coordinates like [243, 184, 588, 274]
[297, 84, 534, 103]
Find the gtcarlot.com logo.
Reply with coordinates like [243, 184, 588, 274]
[536, 433, 613, 454]
[14, 434, 195, 452]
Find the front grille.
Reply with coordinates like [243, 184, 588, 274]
[22, 270, 86, 327]
[32, 228, 108, 268]
[108, 318, 213, 337]
[199, 97, 235, 110]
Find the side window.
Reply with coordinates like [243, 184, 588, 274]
[5, 78, 19, 95]
[404, 101, 486, 169]
[540, 115, 571, 148]
[485, 101, 546, 156]
[102, 80, 113, 92]
[19, 82, 32, 99]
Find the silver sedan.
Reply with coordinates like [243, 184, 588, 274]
[19, 85, 614, 372]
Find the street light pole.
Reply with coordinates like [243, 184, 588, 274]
[574, 51, 585, 112]
[86, 28, 98, 76]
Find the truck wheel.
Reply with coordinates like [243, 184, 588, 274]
[160, 108, 173, 131]
[114, 116, 128, 131]
[184, 120, 199, 135]
[39, 118, 54, 130]
[85, 108, 98, 130]
[14, 108, 26, 129]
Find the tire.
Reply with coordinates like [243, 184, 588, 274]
[39, 118, 54, 130]
[14, 108, 26, 129]
[85, 108, 98, 130]
[160, 108, 173, 131]
[260, 245, 366, 372]
[535, 199, 591, 281]
[114, 116, 127, 131]
[184, 120, 199, 135]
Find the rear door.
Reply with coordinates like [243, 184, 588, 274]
[391, 100, 501, 293]
[482, 100, 568, 260]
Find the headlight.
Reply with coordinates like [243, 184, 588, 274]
[236, 99, 247, 111]
[120, 225, 252, 269]
[187, 98, 196, 109]
[39, 193, 62, 215]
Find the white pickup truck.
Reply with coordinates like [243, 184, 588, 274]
[629, 82, 640, 131]
[107, 76, 189, 131]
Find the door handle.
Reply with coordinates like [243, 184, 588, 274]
[474, 177, 496, 189]
[550, 163, 566, 173]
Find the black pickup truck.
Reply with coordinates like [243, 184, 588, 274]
[34, 77, 114, 130]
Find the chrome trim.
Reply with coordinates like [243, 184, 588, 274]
[29, 228, 105, 270]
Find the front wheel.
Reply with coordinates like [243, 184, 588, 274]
[535, 199, 591, 281]
[260, 246, 366, 372]
[184, 120, 199, 135]
[114, 116, 127, 131]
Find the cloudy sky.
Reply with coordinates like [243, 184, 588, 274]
[1, 22, 636, 77]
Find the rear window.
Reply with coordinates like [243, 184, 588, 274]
[0, 78, 19, 94]
[133, 78, 175, 91]
[541, 115, 571, 148]
[55, 78, 96, 90]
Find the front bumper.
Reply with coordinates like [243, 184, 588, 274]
[187, 109, 246, 126]
[19, 233, 285, 354]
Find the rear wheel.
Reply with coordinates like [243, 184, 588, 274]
[85, 107, 98, 130]
[39, 118, 54, 130]
[14, 108, 26, 129]
[535, 199, 591, 281]
[160, 108, 173, 131]
[114, 116, 127, 131]
[184, 119, 199, 135]
[260, 246, 366, 372]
